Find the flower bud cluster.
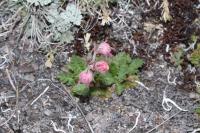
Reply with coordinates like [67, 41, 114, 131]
[78, 41, 112, 86]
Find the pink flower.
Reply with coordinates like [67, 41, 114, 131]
[96, 42, 112, 57]
[94, 60, 109, 74]
[78, 70, 93, 85]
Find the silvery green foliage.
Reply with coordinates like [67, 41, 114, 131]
[61, 4, 82, 25]
[46, 3, 82, 43]
[46, 3, 82, 29]
[10, 0, 52, 6]
[54, 31, 74, 44]
[27, 0, 52, 6]
[10, 0, 82, 44]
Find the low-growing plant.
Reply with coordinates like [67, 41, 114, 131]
[190, 43, 200, 67]
[170, 47, 184, 70]
[58, 42, 144, 98]
[9, 0, 82, 45]
[195, 107, 200, 116]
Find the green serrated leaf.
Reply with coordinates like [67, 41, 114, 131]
[57, 73, 75, 85]
[109, 52, 131, 78]
[58, 52, 144, 98]
[68, 55, 87, 74]
[57, 55, 87, 85]
[97, 73, 115, 85]
[110, 52, 143, 82]
[72, 84, 89, 96]
[109, 62, 118, 77]
[111, 52, 131, 66]
[128, 58, 144, 75]
[116, 64, 128, 82]
[115, 83, 124, 95]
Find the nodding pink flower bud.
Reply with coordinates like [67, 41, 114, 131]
[78, 70, 93, 85]
[96, 42, 112, 57]
[94, 60, 109, 74]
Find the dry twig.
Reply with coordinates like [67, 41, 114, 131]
[5, 69, 17, 92]
[0, 111, 16, 127]
[127, 110, 141, 133]
[61, 84, 94, 133]
[5, 69, 20, 125]
[31, 86, 50, 105]
[146, 99, 200, 133]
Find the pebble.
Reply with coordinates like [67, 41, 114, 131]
[44, 109, 52, 116]
[189, 92, 200, 99]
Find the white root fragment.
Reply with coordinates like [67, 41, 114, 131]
[187, 64, 196, 74]
[191, 128, 200, 133]
[146, 0, 150, 6]
[184, 38, 197, 52]
[127, 110, 141, 133]
[61, 84, 95, 133]
[135, 80, 151, 90]
[67, 114, 76, 133]
[61, 113, 77, 133]
[162, 89, 188, 112]
[0, 92, 15, 104]
[1, 107, 11, 113]
[194, 76, 200, 88]
[0, 54, 8, 69]
[129, 39, 138, 55]
[167, 70, 177, 85]
[165, 44, 169, 52]
[146, 99, 200, 133]
[194, 76, 200, 95]
[51, 120, 66, 133]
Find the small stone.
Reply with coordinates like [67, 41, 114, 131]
[146, 71, 154, 78]
[23, 74, 35, 81]
[44, 109, 52, 116]
[189, 92, 200, 99]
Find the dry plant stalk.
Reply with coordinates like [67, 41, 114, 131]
[161, 0, 172, 22]
[99, 7, 112, 26]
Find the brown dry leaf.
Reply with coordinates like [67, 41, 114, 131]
[45, 52, 54, 68]
[84, 33, 91, 51]
[100, 7, 112, 26]
[161, 0, 172, 22]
